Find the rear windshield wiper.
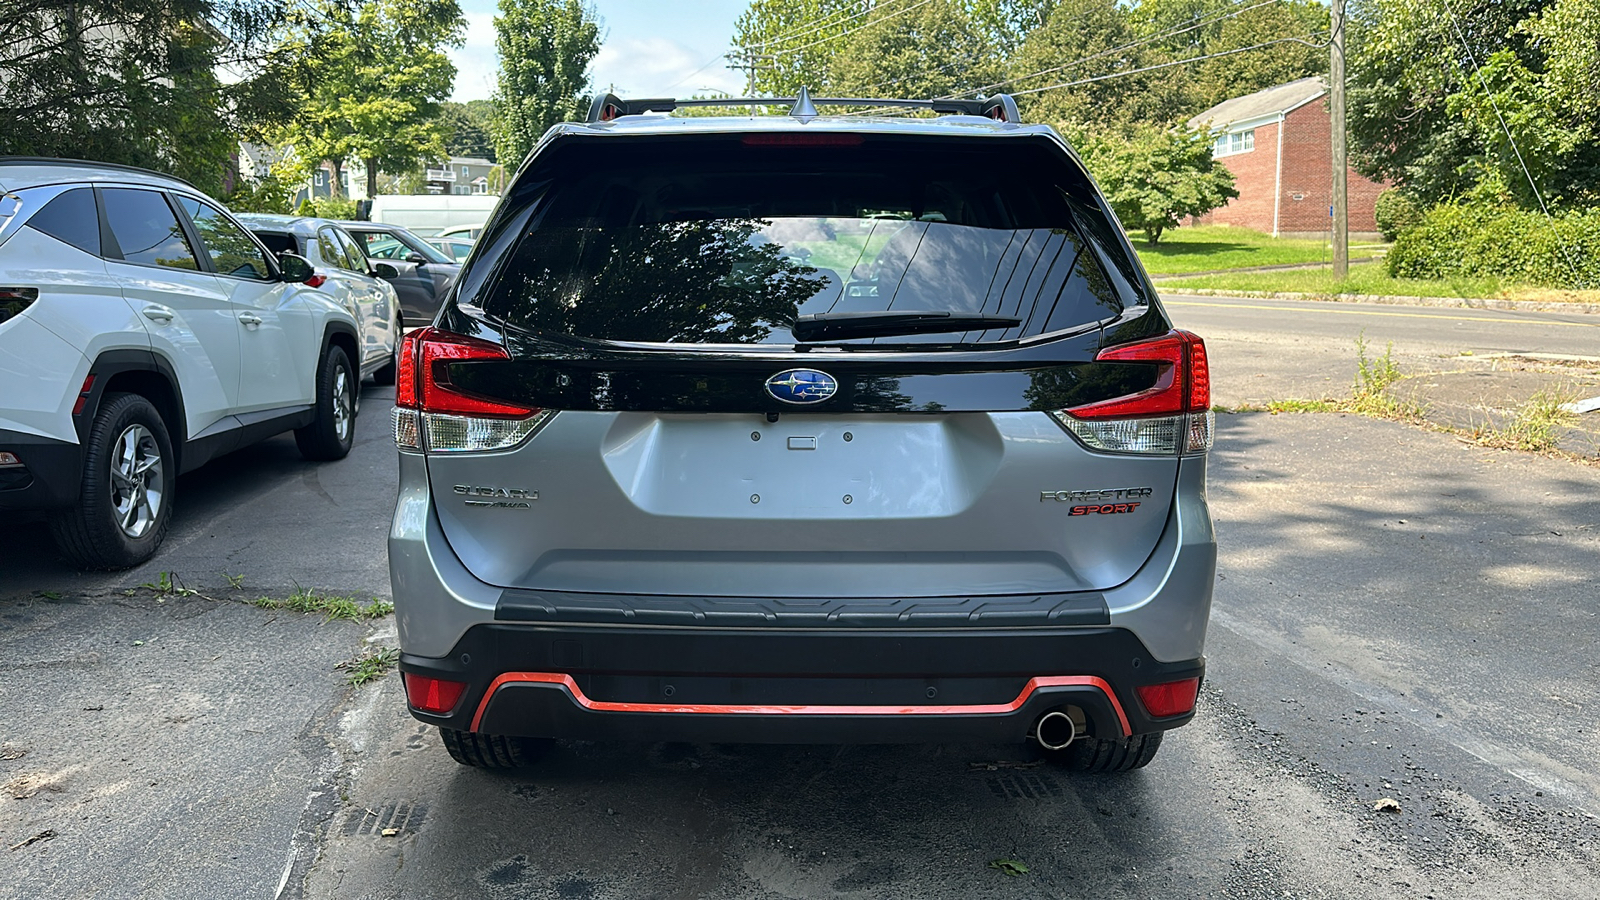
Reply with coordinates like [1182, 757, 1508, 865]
[791, 310, 1022, 343]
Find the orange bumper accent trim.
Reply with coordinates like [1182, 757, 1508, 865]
[469, 673, 1131, 737]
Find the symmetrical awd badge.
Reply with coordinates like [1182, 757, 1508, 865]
[765, 369, 838, 405]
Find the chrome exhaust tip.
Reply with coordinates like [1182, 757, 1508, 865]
[1035, 710, 1076, 751]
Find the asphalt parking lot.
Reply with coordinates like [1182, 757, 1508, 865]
[2, 299, 1598, 899]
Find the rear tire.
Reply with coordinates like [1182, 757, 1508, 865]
[1041, 732, 1163, 772]
[295, 344, 356, 460]
[439, 728, 551, 768]
[51, 393, 175, 570]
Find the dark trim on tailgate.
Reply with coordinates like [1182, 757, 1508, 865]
[497, 588, 1110, 628]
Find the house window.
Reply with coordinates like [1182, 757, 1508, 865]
[1213, 129, 1255, 157]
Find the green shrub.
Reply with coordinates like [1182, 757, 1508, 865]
[313, 197, 358, 221]
[1373, 190, 1422, 241]
[1386, 203, 1600, 289]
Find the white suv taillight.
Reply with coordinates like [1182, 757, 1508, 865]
[392, 327, 553, 452]
[1051, 330, 1213, 456]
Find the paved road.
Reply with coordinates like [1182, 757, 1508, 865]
[3, 300, 1598, 898]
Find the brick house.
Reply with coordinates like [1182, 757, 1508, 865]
[1188, 77, 1389, 239]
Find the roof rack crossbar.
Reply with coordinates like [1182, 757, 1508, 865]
[587, 92, 1022, 124]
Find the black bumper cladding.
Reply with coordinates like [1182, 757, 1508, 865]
[399, 624, 1203, 745]
[0, 429, 83, 512]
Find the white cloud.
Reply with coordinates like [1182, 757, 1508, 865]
[591, 35, 743, 97]
[448, 10, 500, 102]
[448, 16, 744, 103]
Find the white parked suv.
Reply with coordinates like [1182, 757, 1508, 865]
[0, 158, 387, 569]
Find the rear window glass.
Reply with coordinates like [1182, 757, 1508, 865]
[27, 188, 100, 255]
[476, 137, 1125, 345]
[102, 189, 198, 270]
[252, 231, 299, 257]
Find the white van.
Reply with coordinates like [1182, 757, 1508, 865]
[369, 194, 500, 237]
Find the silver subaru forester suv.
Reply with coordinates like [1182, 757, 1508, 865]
[389, 91, 1216, 772]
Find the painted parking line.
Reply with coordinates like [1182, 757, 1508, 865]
[1164, 299, 1600, 329]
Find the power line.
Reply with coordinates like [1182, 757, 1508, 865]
[1437, 0, 1586, 287]
[663, 52, 731, 92]
[740, 0, 903, 52]
[764, 0, 937, 59]
[1009, 34, 1325, 97]
[947, 0, 1282, 100]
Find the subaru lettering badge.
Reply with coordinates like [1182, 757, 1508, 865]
[765, 369, 838, 405]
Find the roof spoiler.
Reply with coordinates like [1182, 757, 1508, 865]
[586, 88, 1021, 125]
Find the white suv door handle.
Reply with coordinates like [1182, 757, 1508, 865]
[238, 313, 263, 327]
[142, 304, 174, 324]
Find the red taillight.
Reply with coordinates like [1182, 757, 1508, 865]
[395, 329, 423, 408]
[1136, 677, 1200, 718]
[303, 274, 327, 289]
[403, 673, 468, 715]
[397, 327, 535, 417]
[1066, 330, 1209, 420]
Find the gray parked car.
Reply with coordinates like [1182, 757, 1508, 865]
[338, 221, 461, 327]
[388, 91, 1217, 772]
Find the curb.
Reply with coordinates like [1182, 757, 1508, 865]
[1159, 288, 1600, 317]
[1147, 257, 1379, 279]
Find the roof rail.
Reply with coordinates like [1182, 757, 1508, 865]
[0, 156, 198, 190]
[586, 89, 1022, 125]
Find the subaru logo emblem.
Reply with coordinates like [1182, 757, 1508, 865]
[765, 369, 838, 405]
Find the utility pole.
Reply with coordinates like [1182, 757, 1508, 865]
[1329, 0, 1349, 279]
[727, 49, 774, 115]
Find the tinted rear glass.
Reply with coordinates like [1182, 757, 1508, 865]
[27, 188, 100, 255]
[476, 136, 1125, 346]
[102, 189, 198, 270]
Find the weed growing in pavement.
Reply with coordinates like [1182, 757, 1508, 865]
[1470, 388, 1578, 452]
[253, 586, 393, 622]
[1266, 398, 1339, 414]
[1240, 335, 1424, 422]
[223, 572, 245, 590]
[141, 571, 199, 597]
[339, 646, 400, 686]
[1347, 334, 1422, 419]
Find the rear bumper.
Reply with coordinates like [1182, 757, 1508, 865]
[0, 428, 82, 512]
[399, 623, 1203, 744]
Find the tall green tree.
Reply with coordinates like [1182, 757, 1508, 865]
[827, 0, 1003, 100]
[1129, 0, 1325, 119]
[276, 0, 464, 198]
[1344, 0, 1577, 207]
[731, 0, 863, 97]
[1072, 123, 1238, 244]
[492, 0, 601, 167]
[1009, 0, 1176, 128]
[441, 100, 498, 161]
[0, 0, 300, 195]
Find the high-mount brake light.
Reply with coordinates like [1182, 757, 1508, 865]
[741, 133, 865, 147]
[1050, 330, 1214, 456]
[392, 327, 554, 453]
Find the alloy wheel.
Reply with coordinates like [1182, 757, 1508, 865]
[109, 423, 164, 539]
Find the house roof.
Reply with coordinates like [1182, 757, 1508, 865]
[1188, 77, 1327, 131]
[448, 156, 495, 166]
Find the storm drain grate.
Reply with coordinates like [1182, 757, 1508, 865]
[342, 799, 429, 836]
[986, 772, 1063, 800]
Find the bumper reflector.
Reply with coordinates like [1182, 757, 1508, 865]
[1135, 677, 1200, 718]
[403, 672, 468, 715]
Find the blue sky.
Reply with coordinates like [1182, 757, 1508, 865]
[450, 0, 753, 102]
